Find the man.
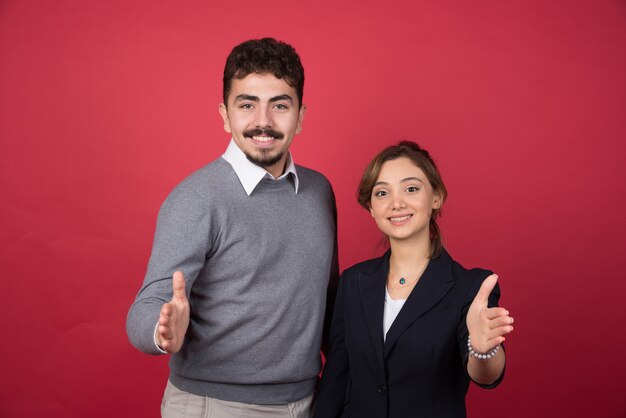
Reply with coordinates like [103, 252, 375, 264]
[126, 38, 338, 418]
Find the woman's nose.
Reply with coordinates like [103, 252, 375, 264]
[392, 195, 406, 209]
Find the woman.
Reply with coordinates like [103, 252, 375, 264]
[314, 141, 514, 417]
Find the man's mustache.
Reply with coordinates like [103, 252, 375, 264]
[243, 127, 284, 140]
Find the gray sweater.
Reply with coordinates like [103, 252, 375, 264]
[126, 157, 338, 404]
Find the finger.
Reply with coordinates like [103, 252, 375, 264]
[485, 325, 514, 340]
[160, 338, 174, 352]
[160, 302, 174, 322]
[472, 274, 498, 306]
[487, 315, 514, 328]
[484, 307, 510, 320]
[158, 324, 173, 340]
[172, 271, 187, 302]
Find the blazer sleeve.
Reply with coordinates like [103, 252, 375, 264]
[321, 187, 340, 356]
[458, 269, 506, 389]
[313, 271, 350, 417]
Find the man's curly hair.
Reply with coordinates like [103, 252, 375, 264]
[223, 38, 304, 108]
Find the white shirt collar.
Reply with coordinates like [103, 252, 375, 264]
[221, 139, 299, 196]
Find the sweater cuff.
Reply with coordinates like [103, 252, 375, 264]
[154, 322, 167, 354]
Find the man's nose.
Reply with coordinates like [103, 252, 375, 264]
[254, 106, 272, 127]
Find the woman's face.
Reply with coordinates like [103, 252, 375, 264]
[369, 157, 441, 245]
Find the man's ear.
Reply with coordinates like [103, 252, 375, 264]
[295, 104, 306, 134]
[219, 103, 231, 133]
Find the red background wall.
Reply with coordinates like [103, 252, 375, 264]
[1, 1, 625, 417]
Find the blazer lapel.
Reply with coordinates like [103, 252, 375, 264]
[383, 251, 455, 358]
[358, 251, 389, 373]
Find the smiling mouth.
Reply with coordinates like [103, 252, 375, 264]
[244, 128, 284, 142]
[389, 214, 412, 223]
[252, 135, 276, 143]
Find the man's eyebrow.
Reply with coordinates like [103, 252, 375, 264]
[234, 94, 259, 102]
[269, 94, 294, 103]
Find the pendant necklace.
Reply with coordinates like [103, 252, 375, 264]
[388, 259, 428, 293]
[397, 275, 419, 286]
[388, 274, 421, 296]
[392, 264, 427, 288]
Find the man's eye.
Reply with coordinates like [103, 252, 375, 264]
[240, 104, 253, 109]
[274, 104, 288, 110]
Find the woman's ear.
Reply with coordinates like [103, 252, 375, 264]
[433, 192, 442, 210]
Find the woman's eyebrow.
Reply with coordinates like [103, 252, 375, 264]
[401, 177, 424, 183]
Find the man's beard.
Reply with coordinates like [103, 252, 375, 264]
[244, 149, 284, 168]
[242, 127, 285, 168]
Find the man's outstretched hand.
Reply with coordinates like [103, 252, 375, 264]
[156, 271, 190, 354]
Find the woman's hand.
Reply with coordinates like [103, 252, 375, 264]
[466, 274, 514, 353]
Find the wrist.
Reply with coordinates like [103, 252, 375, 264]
[467, 336, 499, 360]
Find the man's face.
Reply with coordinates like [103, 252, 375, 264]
[219, 73, 306, 178]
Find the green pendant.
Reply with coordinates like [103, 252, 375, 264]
[399, 277, 406, 285]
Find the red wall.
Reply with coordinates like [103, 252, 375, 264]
[1, 1, 625, 417]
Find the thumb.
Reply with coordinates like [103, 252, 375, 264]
[172, 271, 187, 301]
[472, 274, 498, 306]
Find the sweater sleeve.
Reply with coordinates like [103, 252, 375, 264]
[126, 186, 212, 354]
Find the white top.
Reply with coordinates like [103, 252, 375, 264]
[383, 287, 407, 341]
[221, 138, 299, 195]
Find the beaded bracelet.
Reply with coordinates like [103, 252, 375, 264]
[467, 336, 500, 360]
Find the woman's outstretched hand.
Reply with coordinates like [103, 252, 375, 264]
[466, 274, 514, 354]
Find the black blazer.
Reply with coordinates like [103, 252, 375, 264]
[314, 250, 503, 418]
